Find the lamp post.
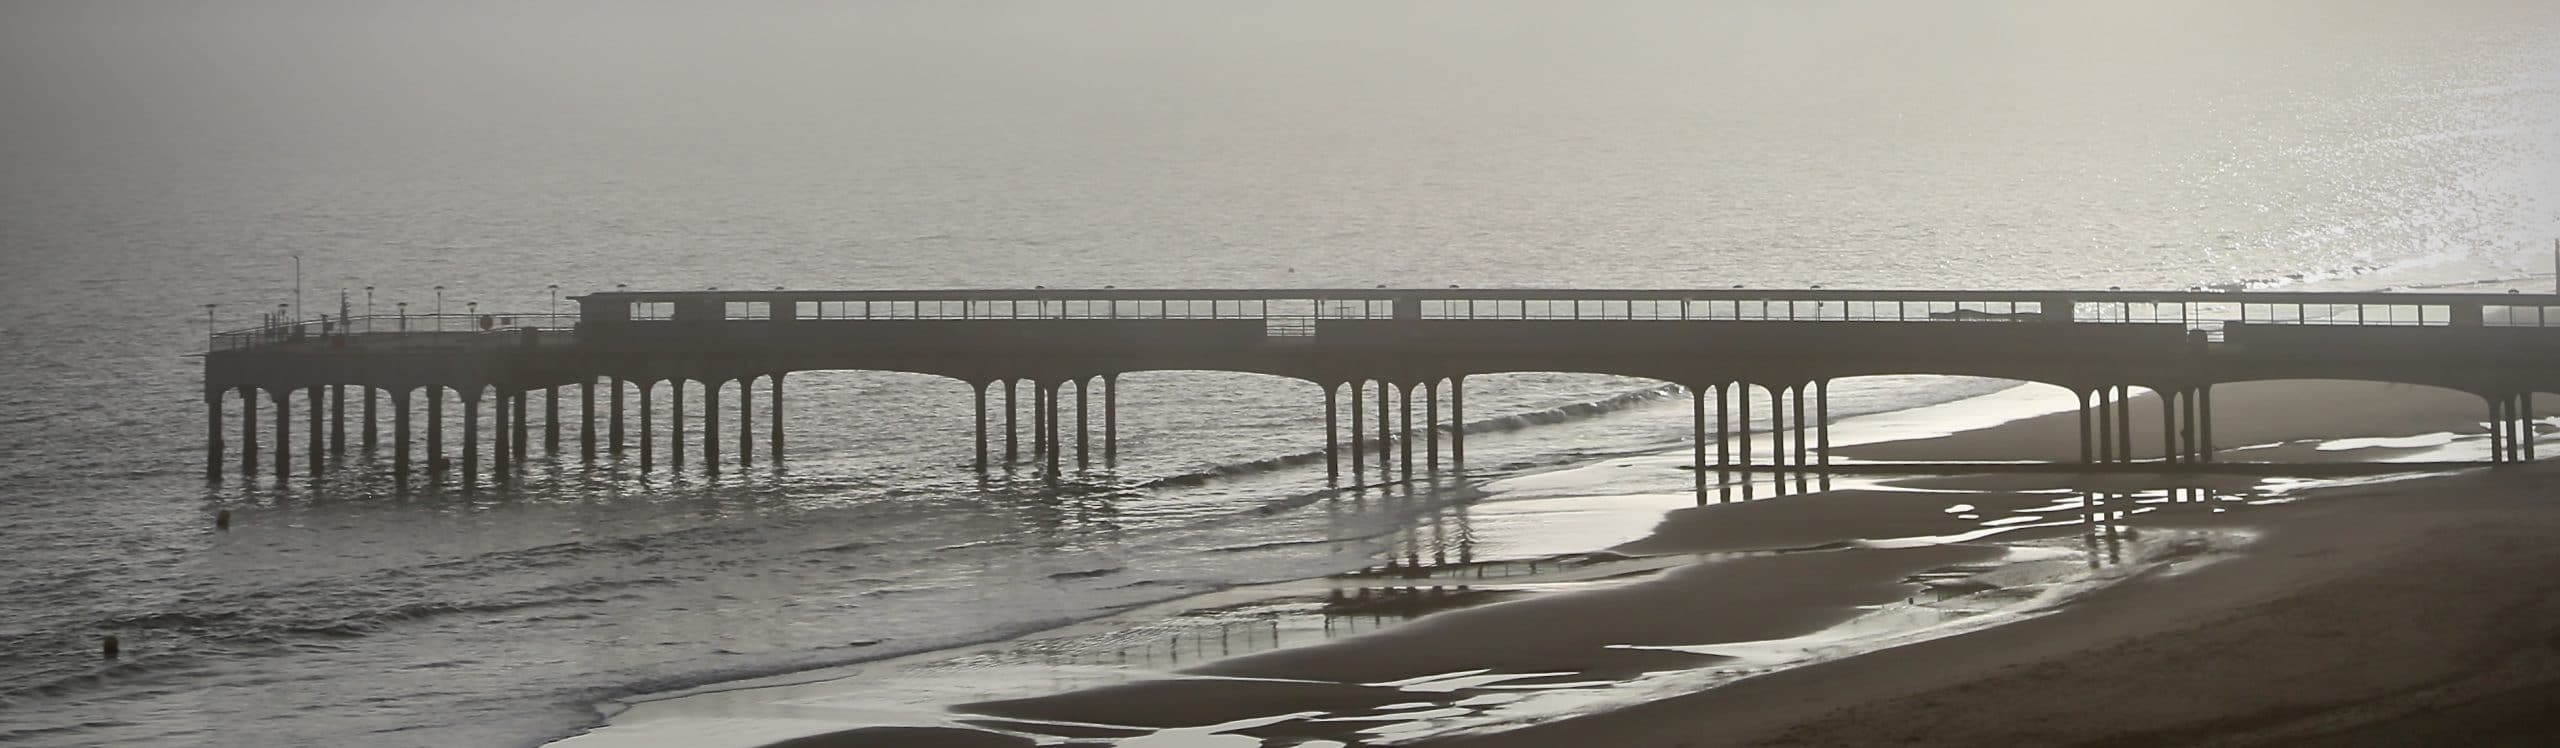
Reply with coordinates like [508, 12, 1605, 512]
[397, 302, 408, 332]
[433, 285, 446, 331]
[204, 303, 217, 340]
[548, 284, 560, 319]
[364, 286, 375, 318]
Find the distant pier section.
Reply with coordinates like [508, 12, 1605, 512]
[202, 288, 2560, 488]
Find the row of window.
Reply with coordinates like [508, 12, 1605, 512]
[1417, 299, 2049, 321]
[624, 299, 2536, 327]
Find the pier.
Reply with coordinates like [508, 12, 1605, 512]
[200, 288, 2560, 488]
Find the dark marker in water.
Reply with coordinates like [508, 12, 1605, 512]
[216, 509, 232, 530]
[102, 635, 120, 659]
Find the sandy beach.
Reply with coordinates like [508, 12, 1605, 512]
[566, 379, 2560, 747]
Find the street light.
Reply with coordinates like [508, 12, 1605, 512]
[364, 286, 375, 318]
[548, 284, 560, 318]
[433, 285, 446, 331]
[204, 303, 217, 338]
[397, 302, 409, 331]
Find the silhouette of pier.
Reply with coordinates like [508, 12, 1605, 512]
[200, 288, 2560, 487]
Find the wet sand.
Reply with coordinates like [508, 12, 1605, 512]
[631, 379, 2559, 747]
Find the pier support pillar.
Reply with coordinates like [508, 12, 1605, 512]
[1045, 381, 1063, 482]
[272, 388, 290, 480]
[2116, 385, 2133, 463]
[670, 381, 686, 473]
[770, 373, 786, 462]
[1768, 385, 1788, 469]
[545, 386, 560, 457]
[638, 382, 655, 472]
[1425, 379, 1441, 473]
[493, 389, 512, 482]
[426, 386, 445, 474]
[2200, 385, 2214, 462]
[1716, 383, 1732, 470]
[704, 380, 721, 475]
[463, 391, 482, 483]
[306, 385, 322, 477]
[1399, 382, 1415, 479]
[1324, 382, 1341, 481]
[1691, 384, 1708, 496]
[1008, 381, 1029, 463]
[1031, 382, 1047, 461]
[1076, 377, 1090, 469]
[581, 379, 597, 462]
[1104, 374, 1119, 465]
[207, 393, 225, 481]
[2095, 387, 2114, 463]
[973, 381, 990, 472]
[2077, 389, 2094, 465]
[609, 379, 626, 457]
[1375, 380, 1392, 478]
[2525, 394, 2537, 462]
[363, 387, 378, 453]
[1792, 384, 1809, 468]
[1737, 383, 1753, 469]
[738, 376, 753, 468]
[512, 390, 529, 466]
[1451, 377, 1466, 468]
[1350, 380, 1366, 480]
[2162, 391, 2180, 464]
[329, 384, 345, 458]
[392, 389, 412, 478]
[1816, 380, 1831, 467]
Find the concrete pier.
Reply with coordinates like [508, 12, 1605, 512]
[202, 287, 2560, 492]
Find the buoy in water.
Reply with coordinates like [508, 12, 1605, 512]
[215, 509, 232, 530]
[102, 635, 120, 659]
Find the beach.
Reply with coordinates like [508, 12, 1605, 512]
[553, 379, 2560, 747]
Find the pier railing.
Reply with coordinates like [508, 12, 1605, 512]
[206, 290, 2560, 352]
[209, 313, 577, 352]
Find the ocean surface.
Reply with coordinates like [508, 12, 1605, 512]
[2, 1, 2556, 746]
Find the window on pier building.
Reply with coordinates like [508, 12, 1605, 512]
[724, 301, 771, 320]
[631, 301, 675, 321]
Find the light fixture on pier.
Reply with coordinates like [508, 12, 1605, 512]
[434, 285, 446, 317]
[204, 304, 216, 337]
[548, 284, 560, 318]
[364, 286, 374, 318]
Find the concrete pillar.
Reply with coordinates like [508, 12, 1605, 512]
[2180, 388, 2197, 462]
[1737, 383, 1753, 469]
[2161, 391, 2179, 464]
[464, 391, 483, 482]
[1032, 382, 1048, 460]
[330, 384, 346, 457]
[1351, 380, 1366, 479]
[1104, 374, 1119, 465]
[1003, 379, 1019, 464]
[512, 390, 529, 465]
[1375, 380, 1391, 476]
[1791, 384, 1809, 468]
[638, 382, 655, 472]
[273, 388, 290, 480]
[2199, 385, 2214, 462]
[609, 378, 626, 457]
[1425, 379, 1441, 473]
[738, 375, 753, 468]
[1324, 382, 1341, 481]
[974, 381, 990, 471]
[670, 381, 686, 471]
[1399, 382, 1415, 479]
[493, 389, 512, 481]
[2115, 385, 2133, 464]
[207, 392, 225, 481]
[2525, 393, 2537, 462]
[1716, 383, 1731, 469]
[770, 372, 785, 461]
[704, 380, 721, 475]
[1450, 376, 1465, 467]
[392, 389, 412, 478]
[1076, 377, 1091, 468]
[1815, 380, 1831, 467]
[581, 379, 597, 462]
[2095, 387, 2113, 463]
[1045, 381, 1062, 481]
[2077, 389, 2094, 465]
[306, 385, 323, 476]
[1690, 384, 1707, 489]
[426, 385, 445, 473]
[363, 386, 378, 453]
[1768, 385, 1787, 468]
[544, 385, 560, 456]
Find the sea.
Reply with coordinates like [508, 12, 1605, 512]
[1, 1, 2555, 746]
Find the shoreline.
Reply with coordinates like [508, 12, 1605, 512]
[551, 376, 2553, 747]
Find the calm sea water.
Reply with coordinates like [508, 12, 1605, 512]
[2, 1, 2555, 746]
